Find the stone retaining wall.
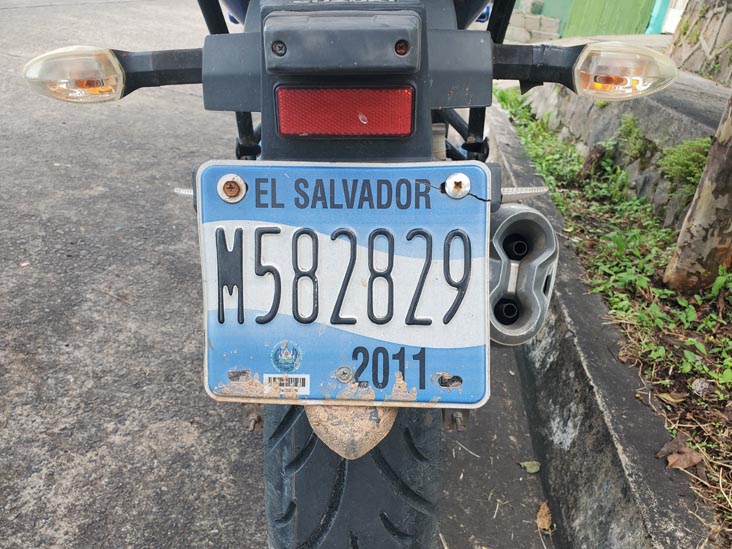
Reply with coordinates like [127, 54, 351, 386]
[668, 0, 732, 86]
[506, 11, 560, 43]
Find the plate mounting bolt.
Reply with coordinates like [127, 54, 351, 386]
[242, 404, 263, 432]
[445, 172, 471, 199]
[452, 411, 465, 432]
[335, 366, 354, 383]
[217, 174, 247, 203]
[272, 40, 287, 57]
[223, 180, 239, 197]
[394, 39, 410, 56]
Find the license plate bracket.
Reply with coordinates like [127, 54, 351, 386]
[196, 160, 492, 408]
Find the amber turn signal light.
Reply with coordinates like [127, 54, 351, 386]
[573, 42, 677, 101]
[23, 46, 125, 103]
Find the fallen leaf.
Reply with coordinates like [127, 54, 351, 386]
[667, 447, 703, 470]
[658, 392, 688, 404]
[724, 408, 732, 423]
[691, 378, 711, 397]
[536, 501, 553, 533]
[711, 409, 729, 423]
[694, 461, 707, 479]
[519, 461, 541, 474]
[656, 433, 688, 459]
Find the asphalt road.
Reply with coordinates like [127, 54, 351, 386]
[0, 2, 551, 547]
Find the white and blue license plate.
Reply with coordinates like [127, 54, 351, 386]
[196, 161, 491, 408]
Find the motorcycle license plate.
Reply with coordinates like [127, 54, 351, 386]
[196, 161, 491, 408]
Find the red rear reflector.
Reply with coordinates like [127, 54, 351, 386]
[277, 87, 414, 137]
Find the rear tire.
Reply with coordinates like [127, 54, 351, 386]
[264, 405, 441, 549]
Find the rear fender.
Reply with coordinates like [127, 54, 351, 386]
[305, 405, 398, 460]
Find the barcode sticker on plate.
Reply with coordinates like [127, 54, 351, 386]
[264, 374, 311, 396]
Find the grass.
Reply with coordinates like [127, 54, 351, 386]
[658, 136, 712, 214]
[495, 88, 732, 543]
[690, 22, 702, 45]
[680, 19, 690, 36]
[618, 114, 654, 162]
[658, 137, 712, 185]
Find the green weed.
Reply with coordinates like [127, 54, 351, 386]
[658, 137, 711, 185]
[495, 88, 732, 394]
[689, 22, 701, 45]
[618, 114, 653, 162]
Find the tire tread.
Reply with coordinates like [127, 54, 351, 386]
[265, 406, 440, 549]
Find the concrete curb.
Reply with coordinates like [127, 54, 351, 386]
[486, 105, 710, 548]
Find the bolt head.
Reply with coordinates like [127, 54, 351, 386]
[223, 180, 240, 197]
[394, 39, 410, 56]
[335, 366, 354, 383]
[444, 172, 471, 199]
[217, 174, 247, 203]
[272, 41, 287, 57]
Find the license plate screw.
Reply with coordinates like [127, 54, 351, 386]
[271, 40, 287, 57]
[394, 39, 410, 56]
[217, 174, 247, 203]
[335, 366, 354, 383]
[444, 172, 471, 199]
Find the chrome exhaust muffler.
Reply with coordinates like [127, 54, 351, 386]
[489, 204, 559, 346]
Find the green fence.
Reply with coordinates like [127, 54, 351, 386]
[562, 0, 656, 37]
[541, 0, 574, 35]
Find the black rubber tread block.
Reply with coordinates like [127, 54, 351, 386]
[264, 405, 441, 549]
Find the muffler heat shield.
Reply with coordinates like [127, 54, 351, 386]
[489, 204, 558, 346]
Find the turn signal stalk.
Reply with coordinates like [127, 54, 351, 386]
[493, 41, 677, 101]
[23, 47, 203, 103]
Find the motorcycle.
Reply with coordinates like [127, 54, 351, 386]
[23, 0, 677, 546]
